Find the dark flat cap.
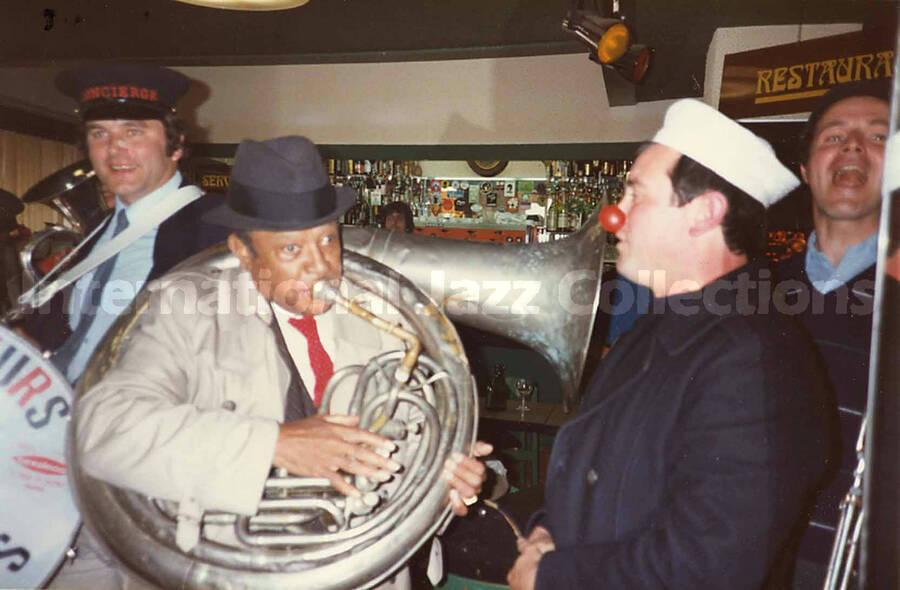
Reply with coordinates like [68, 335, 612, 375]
[56, 63, 189, 121]
[202, 136, 355, 231]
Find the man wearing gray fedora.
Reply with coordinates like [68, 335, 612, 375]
[74, 135, 489, 590]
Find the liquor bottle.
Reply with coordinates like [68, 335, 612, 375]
[353, 183, 370, 226]
[567, 193, 578, 230]
[360, 199, 370, 226]
[370, 188, 381, 223]
[485, 363, 510, 411]
[559, 192, 570, 231]
[546, 197, 559, 232]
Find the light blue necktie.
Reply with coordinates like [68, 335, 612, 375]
[53, 210, 130, 378]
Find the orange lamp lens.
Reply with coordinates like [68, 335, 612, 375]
[596, 23, 630, 63]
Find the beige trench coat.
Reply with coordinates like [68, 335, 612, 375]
[76, 264, 405, 515]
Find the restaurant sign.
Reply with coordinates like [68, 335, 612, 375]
[720, 30, 895, 119]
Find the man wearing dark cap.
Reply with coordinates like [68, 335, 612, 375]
[19, 63, 226, 384]
[775, 79, 891, 589]
[507, 100, 831, 590]
[73, 136, 489, 590]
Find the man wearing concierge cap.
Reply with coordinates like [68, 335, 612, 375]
[20, 64, 226, 383]
[26, 62, 227, 590]
[507, 99, 832, 590]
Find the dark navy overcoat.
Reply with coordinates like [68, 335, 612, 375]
[533, 263, 834, 590]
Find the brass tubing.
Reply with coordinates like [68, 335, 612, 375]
[316, 283, 422, 426]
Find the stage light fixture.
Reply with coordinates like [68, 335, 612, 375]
[562, 9, 652, 84]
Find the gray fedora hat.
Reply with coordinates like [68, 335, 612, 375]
[203, 136, 355, 231]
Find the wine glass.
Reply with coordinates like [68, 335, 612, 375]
[514, 378, 533, 417]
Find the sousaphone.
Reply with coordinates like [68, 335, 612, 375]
[70, 249, 477, 590]
[343, 207, 608, 413]
[19, 160, 109, 287]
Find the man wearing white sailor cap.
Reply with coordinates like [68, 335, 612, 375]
[507, 99, 833, 590]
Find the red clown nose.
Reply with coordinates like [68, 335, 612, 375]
[598, 205, 626, 233]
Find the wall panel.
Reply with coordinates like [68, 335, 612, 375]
[0, 129, 80, 231]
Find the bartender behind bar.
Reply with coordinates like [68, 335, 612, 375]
[507, 99, 834, 590]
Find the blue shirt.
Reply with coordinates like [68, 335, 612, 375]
[805, 230, 878, 295]
[65, 171, 182, 382]
[605, 274, 651, 345]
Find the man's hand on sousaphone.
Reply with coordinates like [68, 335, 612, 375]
[274, 415, 492, 511]
[445, 440, 493, 516]
[273, 414, 400, 498]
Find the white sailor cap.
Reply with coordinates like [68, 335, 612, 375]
[652, 99, 800, 207]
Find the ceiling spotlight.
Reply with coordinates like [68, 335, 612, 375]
[562, 9, 652, 84]
[173, 0, 309, 10]
[604, 44, 653, 84]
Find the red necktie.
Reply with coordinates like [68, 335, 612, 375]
[288, 316, 334, 407]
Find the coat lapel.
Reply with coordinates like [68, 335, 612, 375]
[581, 313, 659, 410]
[580, 276, 737, 413]
[227, 269, 310, 421]
[270, 308, 317, 421]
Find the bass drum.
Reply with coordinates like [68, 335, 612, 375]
[0, 325, 79, 587]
